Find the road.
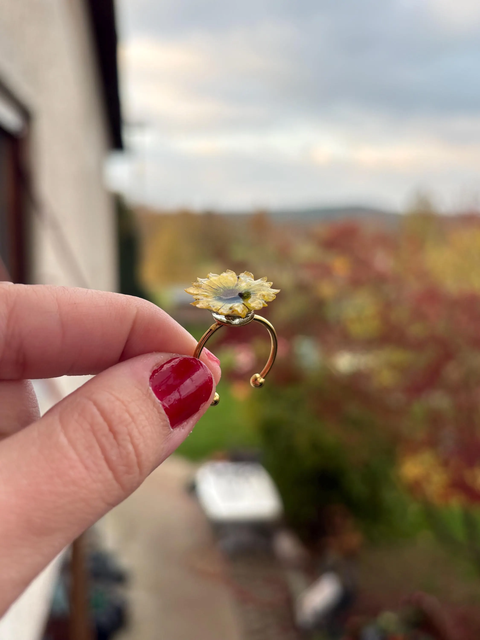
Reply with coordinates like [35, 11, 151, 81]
[103, 457, 243, 640]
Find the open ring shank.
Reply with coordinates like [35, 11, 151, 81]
[194, 315, 278, 391]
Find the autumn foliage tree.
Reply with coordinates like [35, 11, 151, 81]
[135, 204, 480, 558]
[253, 212, 480, 559]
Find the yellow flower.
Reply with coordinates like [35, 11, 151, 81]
[185, 269, 280, 318]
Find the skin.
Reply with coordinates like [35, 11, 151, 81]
[0, 283, 221, 615]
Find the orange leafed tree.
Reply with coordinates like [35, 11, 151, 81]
[256, 211, 480, 559]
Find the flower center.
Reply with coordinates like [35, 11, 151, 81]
[217, 288, 252, 305]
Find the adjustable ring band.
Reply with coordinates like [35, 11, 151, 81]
[186, 269, 280, 406]
[194, 315, 278, 406]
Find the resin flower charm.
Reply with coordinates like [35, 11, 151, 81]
[185, 269, 280, 319]
[189, 270, 280, 404]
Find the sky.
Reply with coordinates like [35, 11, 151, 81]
[107, 0, 480, 213]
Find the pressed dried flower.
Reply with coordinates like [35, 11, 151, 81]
[185, 269, 280, 318]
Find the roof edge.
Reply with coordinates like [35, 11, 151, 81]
[85, 0, 123, 150]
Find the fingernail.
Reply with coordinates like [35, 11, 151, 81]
[204, 348, 220, 366]
[149, 357, 213, 429]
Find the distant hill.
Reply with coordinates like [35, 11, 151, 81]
[270, 205, 399, 227]
[195, 205, 401, 229]
[137, 204, 398, 224]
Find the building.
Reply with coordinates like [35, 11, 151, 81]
[0, 0, 121, 289]
[0, 0, 122, 637]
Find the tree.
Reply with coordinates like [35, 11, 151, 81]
[254, 213, 480, 562]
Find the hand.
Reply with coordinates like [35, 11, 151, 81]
[0, 284, 220, 614]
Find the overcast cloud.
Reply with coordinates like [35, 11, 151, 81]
[108, 0, 480, 212]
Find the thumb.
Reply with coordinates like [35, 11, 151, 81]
[0, 353, 216, 613]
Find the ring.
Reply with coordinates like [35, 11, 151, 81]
[185, 270, 280, 405]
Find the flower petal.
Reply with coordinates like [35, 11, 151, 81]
[185, 269, 278, 315]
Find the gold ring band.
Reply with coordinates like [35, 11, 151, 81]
[194, 315, 278, 406]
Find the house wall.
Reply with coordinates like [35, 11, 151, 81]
[0, 1, 120, 636]
[0, 0, 118, 290]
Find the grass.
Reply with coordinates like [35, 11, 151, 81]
[177, 380, 261, 460]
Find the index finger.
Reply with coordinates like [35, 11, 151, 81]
[0, 284, 220, 381]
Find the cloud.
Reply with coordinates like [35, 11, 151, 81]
[111, 0, 480, 211]
[423, 0, 480, 34]
[119, 34, 290, 131]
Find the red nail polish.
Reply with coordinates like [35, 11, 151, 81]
[204, 349, 220, 366]
[149, 357, 213, 429]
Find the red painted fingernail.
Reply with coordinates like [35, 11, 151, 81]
[149, 357, 213, 429]
[204, 349, 220, 366]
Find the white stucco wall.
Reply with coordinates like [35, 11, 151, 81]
[0, 0, 118, 290]
[0, 1, 120, 636]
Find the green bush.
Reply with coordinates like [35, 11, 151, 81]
[251, 374, 422, 546]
